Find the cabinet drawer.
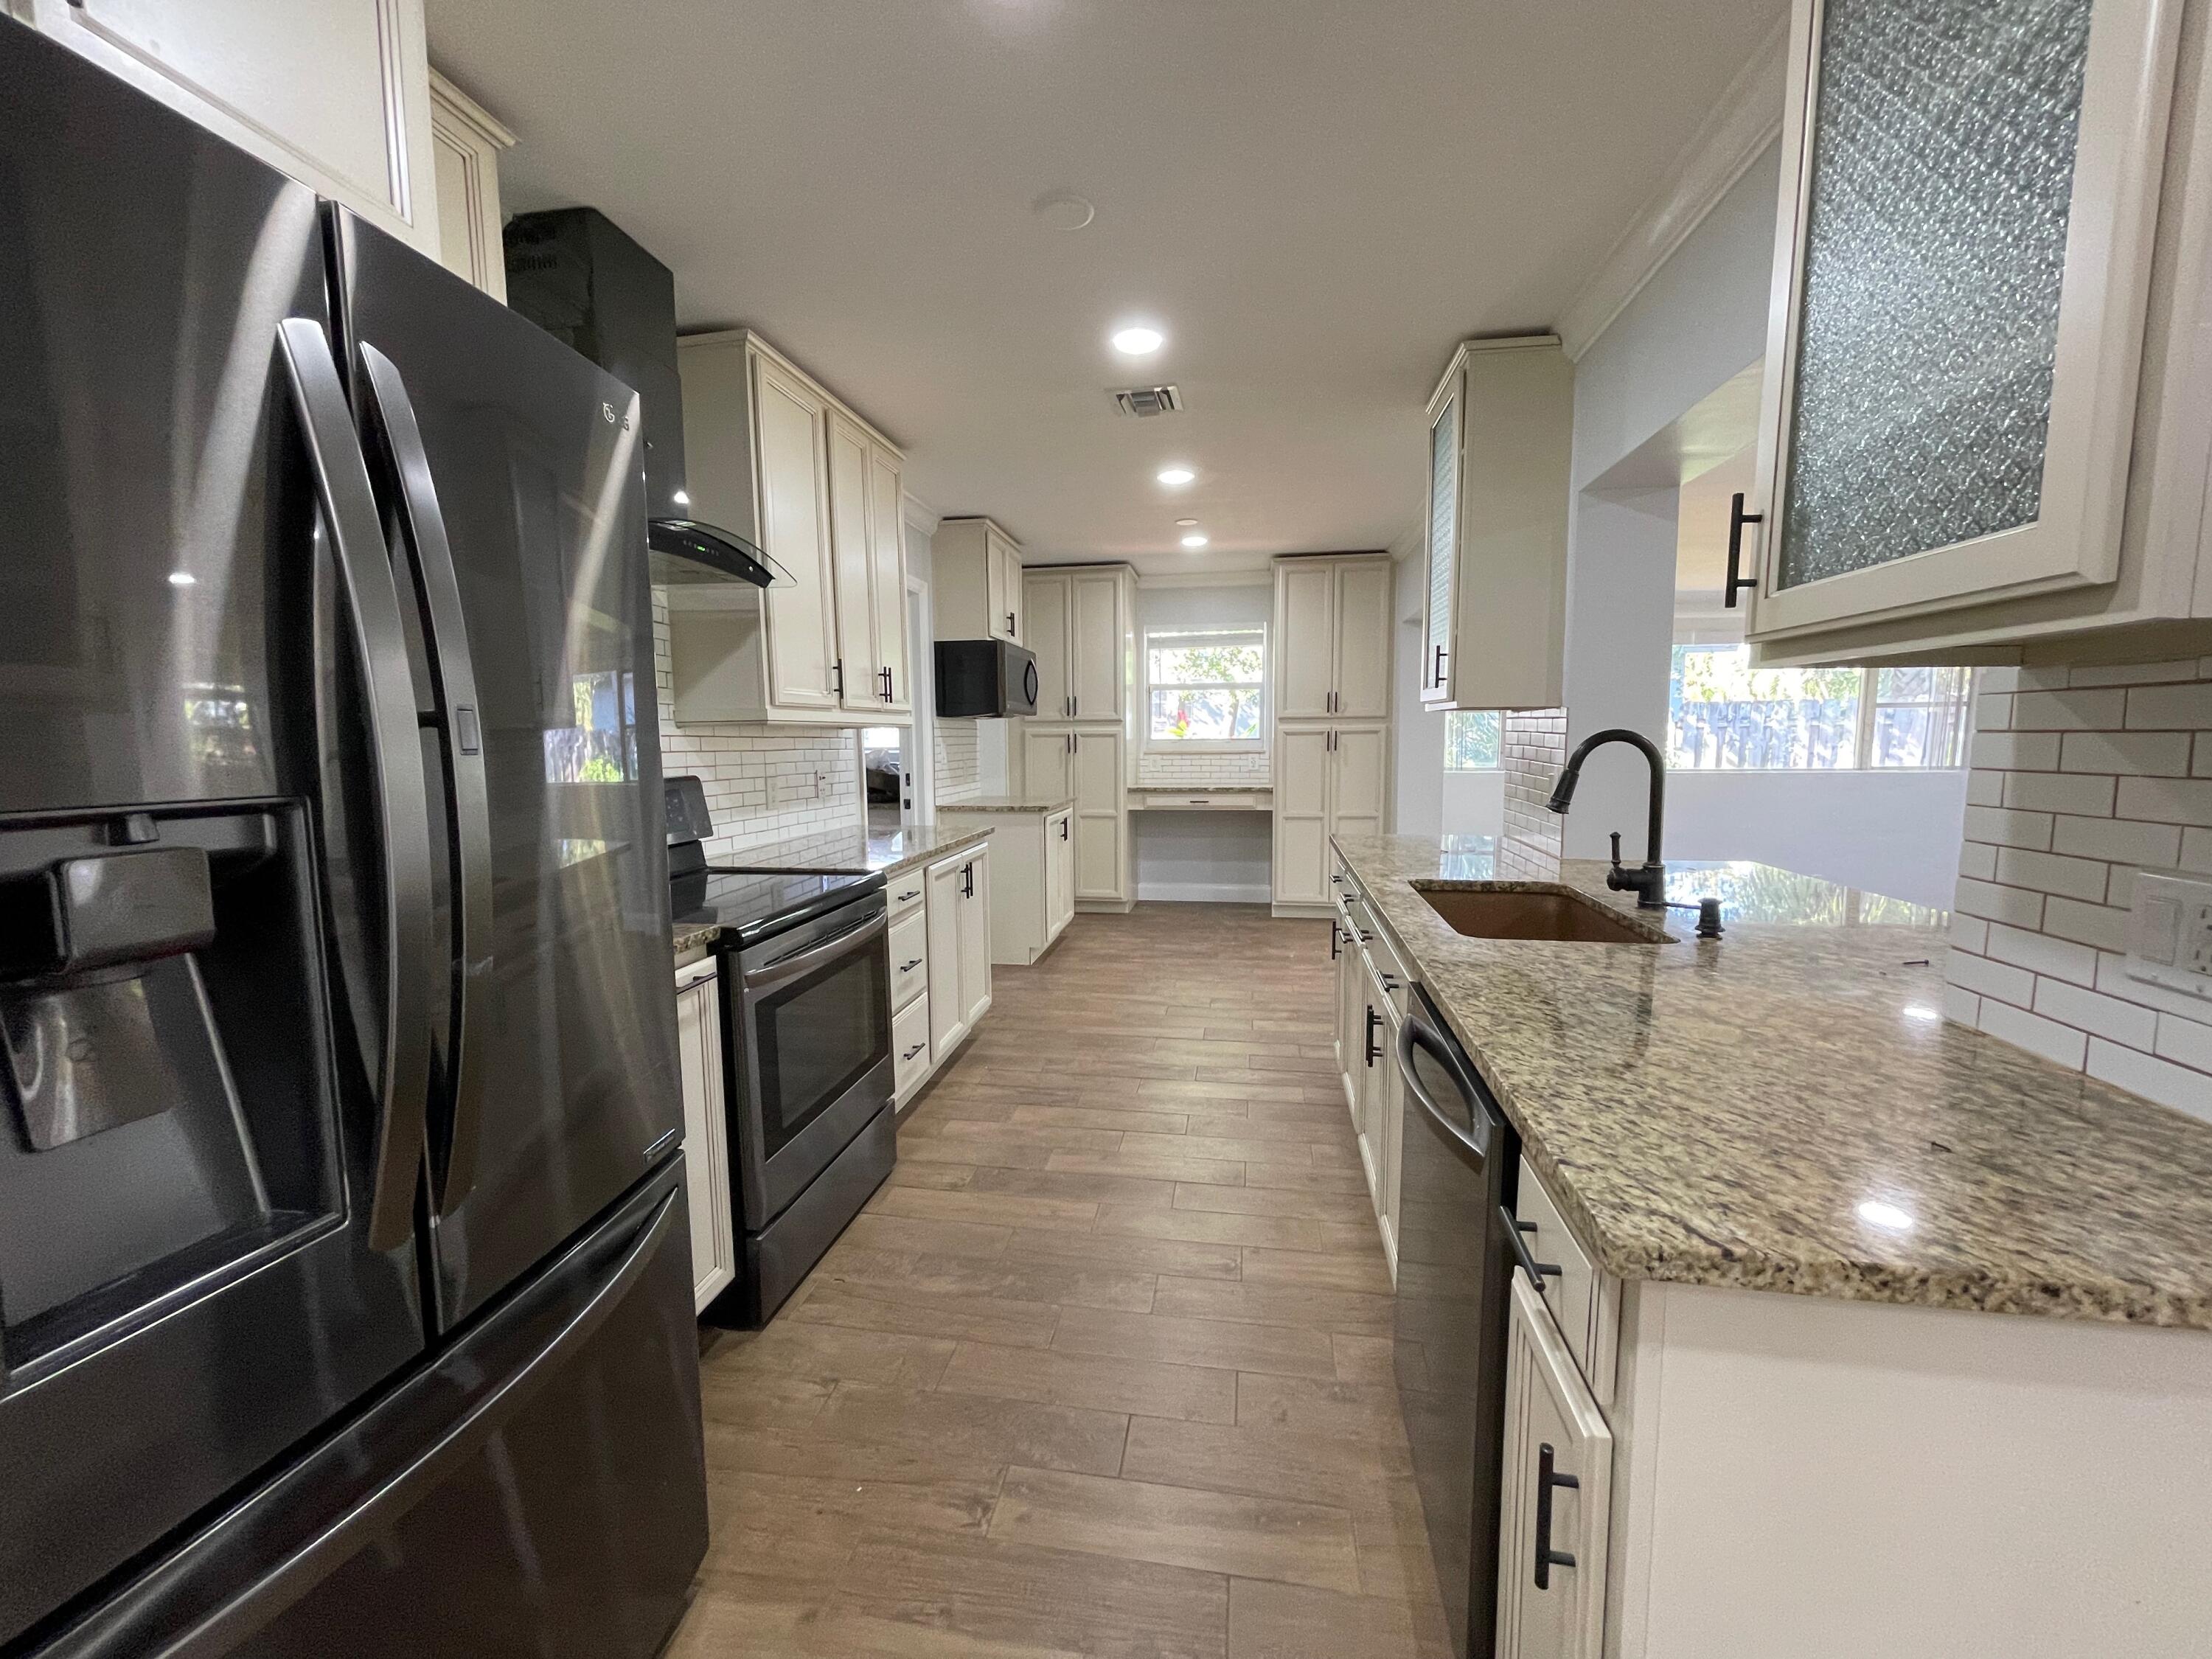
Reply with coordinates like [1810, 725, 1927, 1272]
[1514, 1157, 1617, 1407]
[1498, 1273, 1613, 1659]
[888, 909, 928, 1011]
[887, 870, 928, 919]
[892, 993, 932, 1100]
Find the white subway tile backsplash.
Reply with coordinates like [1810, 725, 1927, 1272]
[1969, 729, 2061, 771]
[1944, 948, 2035, 1009]
[1961, 806, 2053, 850]
[2124, 682, 2212, 730]
[2031, 978, 2158, 1050]
[2011, 687, 2126, 730]
[2001, 772, 2115, 816]
[2087, 1038, 2212, 1124]
[1952, 876, 2045, 930]
[2057, 730, 2191, 776]
[2048, 814, 2180, 867]
[1983, 921, 2098, 988]
[2114, 775, 2212, 825]
[1976, 999, 2089, 1070]
[1942, 660, 2212, 1115]
[1991, 846, 2107, 902]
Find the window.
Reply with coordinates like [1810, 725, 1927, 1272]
[1666, 644, 1969, 770]
[1145, 627, 1264, 746]
[1444, 710, 1500, 771]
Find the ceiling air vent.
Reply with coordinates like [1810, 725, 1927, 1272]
[1110, 384, 1183, 417]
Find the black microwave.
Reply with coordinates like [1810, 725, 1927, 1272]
[935, 639, 1038, 718]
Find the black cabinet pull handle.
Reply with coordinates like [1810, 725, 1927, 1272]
[1006, 611, 1016, 633]
[900, 958, 923, 972]
[832, 658, 845, 697]
[1431, 644, 1447, 686]
[901, 1040, 928, 1061]
[897, 888, 919, 902]
[1724, 491, 1763, 609]
[1364, 1006, 1381, 1067]
[1330, 926, 1340, 961]
[1500, 1209, 1562, 1293]
[1534, 1443, 1579, 1589]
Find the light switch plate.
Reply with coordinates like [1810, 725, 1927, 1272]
[2124, 869, 2212, 1001]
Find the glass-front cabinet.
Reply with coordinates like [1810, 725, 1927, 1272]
[1744, 0, 2185, 653]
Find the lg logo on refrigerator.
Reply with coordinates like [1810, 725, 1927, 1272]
[600, 401, 632, 431]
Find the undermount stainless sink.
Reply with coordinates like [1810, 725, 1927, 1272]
[1414, 886, 1663, 945]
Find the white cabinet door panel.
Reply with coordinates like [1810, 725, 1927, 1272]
[827, 411, 879, 713]
[1332, 560, 1394, 720]
[1072, 731, 1125, 902]
[1498, 1275, 1613, 1659]
[1330, 726, 1389, 842]
[926, 855, 968, 1060]
[752, 360, 838, 709]
[1275, 560, 1336, 718]
[868, 443, 911, 712]
[960, 846, 993, 1029]
[1274, 726, 1332, 906]
[676, 967, 736, 1313]
[1024, 573, 1071, 717]
[1071, 568, 1124, 720]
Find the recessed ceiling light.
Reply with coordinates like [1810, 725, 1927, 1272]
[1112, 325, 1164, 356]
[167, 571, 196, 587]
[1032, 189, 1096, 232]
[1175, 518, 1199, 527]
[1156, 466, 1194, 486]
[1180, 532, 1208, 549]
[1856, 1199, 1914, 1231]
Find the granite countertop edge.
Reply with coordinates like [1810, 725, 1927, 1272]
[1333, 834, 2212, 1332]
[934, 796, 1077, 815]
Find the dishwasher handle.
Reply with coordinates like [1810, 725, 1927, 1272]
[1396, 1012, 1491, 1166]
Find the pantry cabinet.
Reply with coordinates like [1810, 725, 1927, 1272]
[670, 331, 909, 724]
[1274, 554, 1394, 720]
[675, 959, 737, 1313]
[1023, 727, 1132, 908]
[926, 844, 992, 1060]
[1742, 0, 2212, 667]
[1024, 564, 1133, 720]
[1273, 725, 1386, 914]
[933, 518, 1026, 645]
[18, 0, 440, 256]
[428, 70, 514, 302]
[1421, 337, 1571, 710]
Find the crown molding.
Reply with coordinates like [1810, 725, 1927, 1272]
[1557, 17, 1790, 362]
[900, 490, 942, 538]
[1137, 568, 1272, 589]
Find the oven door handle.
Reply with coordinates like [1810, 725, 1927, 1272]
[742, 910, 888, 995]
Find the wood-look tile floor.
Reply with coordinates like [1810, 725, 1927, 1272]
[667, 904, 1452, 1659]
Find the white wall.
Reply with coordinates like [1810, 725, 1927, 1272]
[1442, 770, 1505, 841]
[1559, 144, 1780, 862]
[1392, 548, 1445, 841]
[1668, 771, 1968, 909]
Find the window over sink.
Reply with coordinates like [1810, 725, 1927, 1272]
[1666, 644, 1969, 771]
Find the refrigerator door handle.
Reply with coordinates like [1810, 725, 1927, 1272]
[356, 341, 494, 1218]
[276, 316, 436, 1253]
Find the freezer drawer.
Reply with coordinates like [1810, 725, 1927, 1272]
[28, 1161, 707, 1659]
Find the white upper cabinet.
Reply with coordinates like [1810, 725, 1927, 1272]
[670, 330, 907, 725]
[24, 0, 439, 255]
[933, 518, 1026, 644]
[428, 71, 515, 302]
[1745, 0, 2202, 664]
[1024, 565, 1133, 722]
[1273, 554, 1395, 721]
[1420, 337, 1571, 711]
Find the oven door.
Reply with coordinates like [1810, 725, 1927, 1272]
[728, 895, 892, 1228]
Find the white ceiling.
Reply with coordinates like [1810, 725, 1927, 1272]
[430, 0, 1784, 577]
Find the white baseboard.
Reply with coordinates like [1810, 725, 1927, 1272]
[1135, 881, 1273, 904]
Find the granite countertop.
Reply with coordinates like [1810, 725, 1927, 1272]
[934, 795, 1077, 815]
[728, 820, 994, 881]
[1335, 833, 2212, 1329]
[667, 821, 996, 957]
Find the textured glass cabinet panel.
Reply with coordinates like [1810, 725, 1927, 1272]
[1426, 398, 1457, 684]
[1778, 0, 2096, 590]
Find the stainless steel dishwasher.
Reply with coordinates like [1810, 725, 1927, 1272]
[1394, 984, 1521, 1659]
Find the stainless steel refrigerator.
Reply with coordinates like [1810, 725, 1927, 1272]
[0, 19, 707, 1656]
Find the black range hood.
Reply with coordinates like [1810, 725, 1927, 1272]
[505, 206, 787, 588]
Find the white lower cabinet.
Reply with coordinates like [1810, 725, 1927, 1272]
[675, 959, 736, 1314]
[1023, 726, 1131, 908]
[978, 810, 1075, 966]
[927, 845, 993, 1060]
[1498, 1274, 1613, 1659]
[1275, 725, 1388, 913]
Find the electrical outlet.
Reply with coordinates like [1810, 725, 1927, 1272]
[2125, 869, 2212, 1001]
